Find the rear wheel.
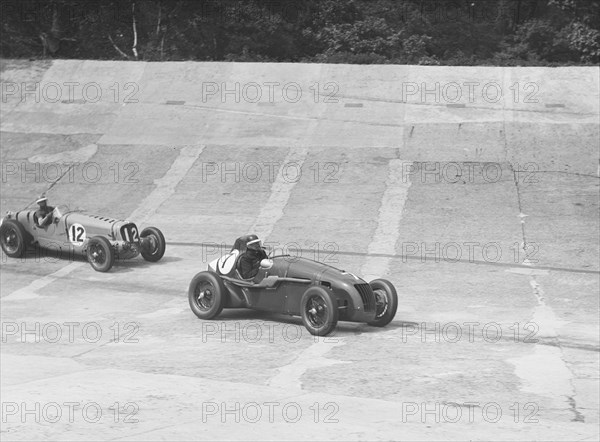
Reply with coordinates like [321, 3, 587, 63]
[0, 219, 28, 258]
[188, 271, 226, 319]
[367, 279, 398, 327]
[86, 236, 115, 272]
[300, 286, 338, 336]
[140, 227, 166, 262]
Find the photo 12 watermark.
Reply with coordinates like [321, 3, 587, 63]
[201, 81, 339, 103]
[398, 321, 539, 344]
[201, 241, 339, 265]
[399, 81, 539, 104]
[400, 241, 540, 265]
[1, 321, 140, 344]
[201, 401, 339, 424]
[2, 401, 139, 424]
[400, 401, 540, 424]
[1, 81, 139, 104]
[200, 161, 340, 184]
[400, 162, 541, 185]
[1, 160, 140, 184]
[199, 321, 341, 345]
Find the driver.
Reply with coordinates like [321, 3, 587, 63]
[34, 197, 54, 227]
[238, 235, 268, 280]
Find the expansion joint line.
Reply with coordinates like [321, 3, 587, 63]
[510, 163, 529, 252]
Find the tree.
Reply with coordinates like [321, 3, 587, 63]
[1, 0, 598, 64]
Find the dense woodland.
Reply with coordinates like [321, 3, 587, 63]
[1, 0, 599, 64]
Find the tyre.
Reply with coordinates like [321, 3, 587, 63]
[188, 271, 226, 320]
[300, 286, 338, 336]
[367, 279, 398, 327]
[0, 219, 28, 258]
[86, 236, 115, 272]
[140, 227, 166, 262]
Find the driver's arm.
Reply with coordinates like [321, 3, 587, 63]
[40, 211, 53, 225]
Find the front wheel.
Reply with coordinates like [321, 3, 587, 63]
[367, 279, 398, 327]
[0, 219, 28, 258]
[86, 236, 115, 272]
[300, 286, 338, 336]
[140, 227, 166, 262]
[188, 271, 226, 319]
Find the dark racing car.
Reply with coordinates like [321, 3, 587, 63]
[0, 198, 166, 272]
[188, 234, 398, 336]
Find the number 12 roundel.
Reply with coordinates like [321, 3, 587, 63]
[68, 223, 87, 245]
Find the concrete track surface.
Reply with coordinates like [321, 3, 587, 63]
[0, 59, 598, 441]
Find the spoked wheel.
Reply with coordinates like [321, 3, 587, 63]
[140, 227, 166, 262]
[195, 283, 215, 310]
[300, 286, 338, 336]
[0, 219, 28, 258]
[367, 279, 398, 327]
[188, 271, 226, 319]
[86, 236, 115, 272]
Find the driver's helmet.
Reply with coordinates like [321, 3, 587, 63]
[231, 234, 263, 253]
[36, 197, 48, 207]
[246, 235, 262, 251]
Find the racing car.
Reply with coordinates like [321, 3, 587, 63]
[188, 235, 398, 336]
[0, 199, 166, 272]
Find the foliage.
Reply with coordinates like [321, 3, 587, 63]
[0, 0, 598, 64]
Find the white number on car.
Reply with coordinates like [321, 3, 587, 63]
[217, 249, 240, 275]
[68, 223, 86, 245]
[122, 225, 139, 242]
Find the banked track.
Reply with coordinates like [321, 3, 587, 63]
[0, 59, 598, 441]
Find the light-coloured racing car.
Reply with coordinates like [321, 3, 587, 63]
[0, 203, 166, 272]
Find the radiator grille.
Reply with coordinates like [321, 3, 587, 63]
[354, 284, 376, 312]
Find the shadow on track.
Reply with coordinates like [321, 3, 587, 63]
[4, 246, 180, 273]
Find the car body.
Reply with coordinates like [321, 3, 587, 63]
[188, 235, 398, 335]
[0, 204, 166, 272]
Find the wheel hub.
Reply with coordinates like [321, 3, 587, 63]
[2, 230, 18, 253]
[306, 296, 328, 328]
[196, 287, 213, 310]
[374, 290, 388, 318]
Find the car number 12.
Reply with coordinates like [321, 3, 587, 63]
[68, 223, 87, 245]
[122, 225, 139, 243]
